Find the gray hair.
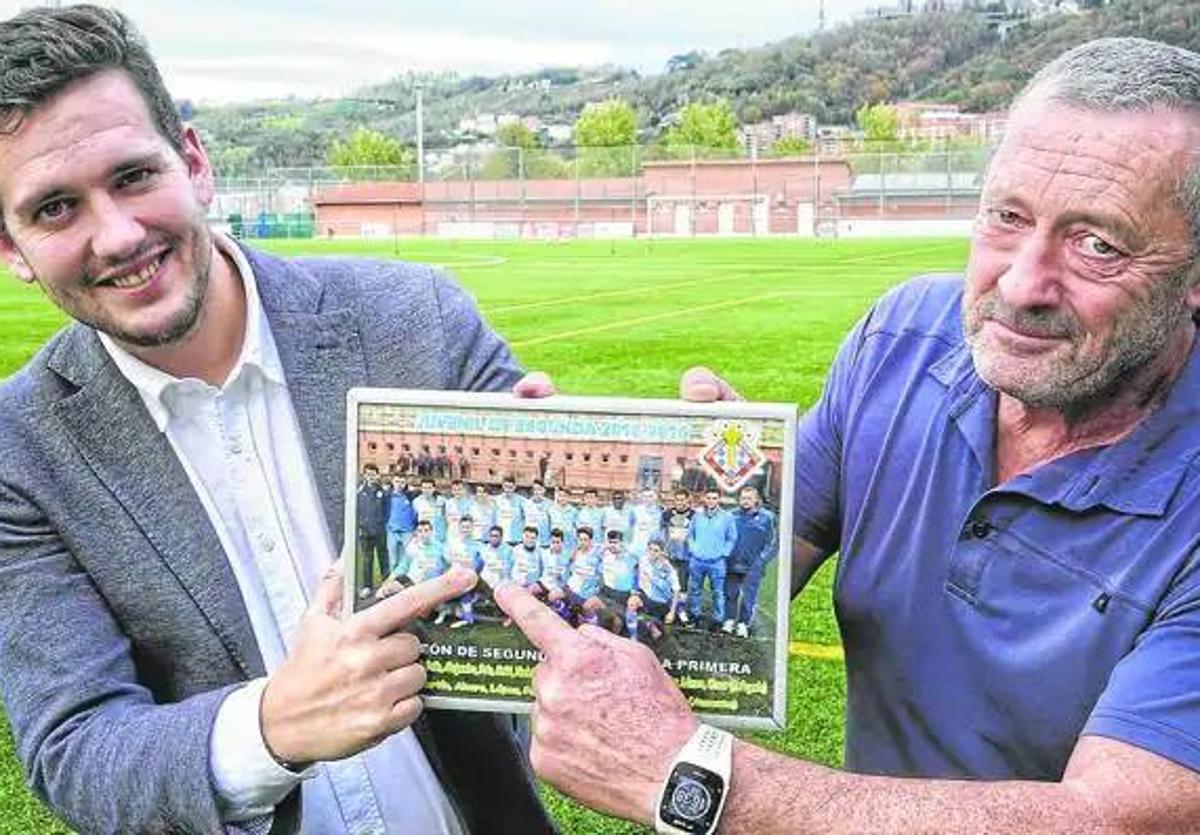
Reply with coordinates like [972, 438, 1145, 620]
[0, 5, 183, 153]
[1015, 37, 1200, 254]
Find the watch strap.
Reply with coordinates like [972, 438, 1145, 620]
[655, 723, 733, 835]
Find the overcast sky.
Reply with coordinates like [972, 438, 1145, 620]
[3, 0, 883, 103]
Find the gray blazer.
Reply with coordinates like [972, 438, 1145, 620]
[0, 245, 555, 834]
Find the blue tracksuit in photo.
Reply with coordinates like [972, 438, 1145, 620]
[522, 496, 553, 545]
[686, 507, 737, 622]
[385, 489, 417, 575]
[725, 506, 777, 627]
[494, 493, 525, 544]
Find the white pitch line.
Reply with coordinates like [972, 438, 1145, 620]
[428, 254, 509, 269]
[509, 289, 807, 348]
[483, 241, 965, 316]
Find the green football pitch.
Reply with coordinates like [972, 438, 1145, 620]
[0, 235, 970, 834]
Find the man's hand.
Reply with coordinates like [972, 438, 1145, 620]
[495, 584, 697, 824]
[680, 366, 742, 402]
[260, 564, 476, 766]
[513, 371, 556, 398]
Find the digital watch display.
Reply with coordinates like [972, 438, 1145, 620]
[655, 724, 733, 835]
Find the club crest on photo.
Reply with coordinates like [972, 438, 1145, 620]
[700, 420, 765, 493]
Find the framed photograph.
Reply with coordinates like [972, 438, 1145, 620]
[343, 389, 797, 730]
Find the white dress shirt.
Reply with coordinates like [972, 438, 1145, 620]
[100, 234, 462, 834]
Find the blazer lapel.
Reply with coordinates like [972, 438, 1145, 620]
[248, 248, 367, 549]
[48, 327, 264, 679]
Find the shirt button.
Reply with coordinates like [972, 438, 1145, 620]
[970, 521, 992, 539]
[261, 538, 277, 552]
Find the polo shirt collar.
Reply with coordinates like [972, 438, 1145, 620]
[927, 331, 1200, 518]
[99, 233, 286, 432]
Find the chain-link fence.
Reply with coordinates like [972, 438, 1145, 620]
[213, 142, 991, 240]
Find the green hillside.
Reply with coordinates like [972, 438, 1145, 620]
[189, 0, 1200, 174]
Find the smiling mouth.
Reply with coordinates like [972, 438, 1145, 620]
[99, 252, 166, 290]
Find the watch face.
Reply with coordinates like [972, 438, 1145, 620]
[659, 763, 725, 834]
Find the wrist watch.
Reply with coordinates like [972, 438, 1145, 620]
[655, 723, 733, 835]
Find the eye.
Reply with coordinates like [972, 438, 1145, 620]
[34, 197, 74, 224]
[989, 207, 1027, 228]
[1078, 233, 1124, 259]
[115, 167, 155, 189]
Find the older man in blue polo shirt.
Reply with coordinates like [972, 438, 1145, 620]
[499, 36, 1200, 834]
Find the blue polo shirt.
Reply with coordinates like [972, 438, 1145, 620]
[796, 274, 1200, 780]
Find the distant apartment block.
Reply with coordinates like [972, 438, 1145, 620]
[457, 113, 499, 136]
[740, 111, 818, 154]
[892, 101, 1007, 143]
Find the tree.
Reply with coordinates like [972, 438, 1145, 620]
[496, 122, 539, 150]
[573, 99, 637, 147]
[327, 127, 414, 179]
[480, 122, 548, 179]
[855, 103, 900, 143]
[573, 99, 638, 177]
[662, 100, 741, 159]
[767, 135, 813, 157]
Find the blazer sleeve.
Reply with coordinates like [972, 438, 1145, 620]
[430, 269, 524, 393]
[0, 479, 236, 834]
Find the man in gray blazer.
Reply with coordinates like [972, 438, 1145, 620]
[0, 5, 554, 833]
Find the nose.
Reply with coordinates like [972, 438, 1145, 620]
[996, 230, 1064, 309]
[87, 192, 146, 262]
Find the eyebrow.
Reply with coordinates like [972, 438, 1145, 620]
[981, 193, 1146, 251]
[1055, 209, 1146, 251]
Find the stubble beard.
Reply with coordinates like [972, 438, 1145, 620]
[964, 273, 1193, 412]
[39, 217, 214, 349]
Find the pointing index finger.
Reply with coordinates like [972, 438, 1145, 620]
[355, 567, 476, 637]
[494, 584, 577, 663]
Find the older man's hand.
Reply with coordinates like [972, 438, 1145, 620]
[495, 584, 698, 824]
[679, 366, 742, 402]
[260, 565, 476, 766]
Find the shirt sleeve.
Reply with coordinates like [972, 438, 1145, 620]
[210, 678, 315, 821]
[792, 310, 875, 555]
[1083, 556, 1200, 772]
